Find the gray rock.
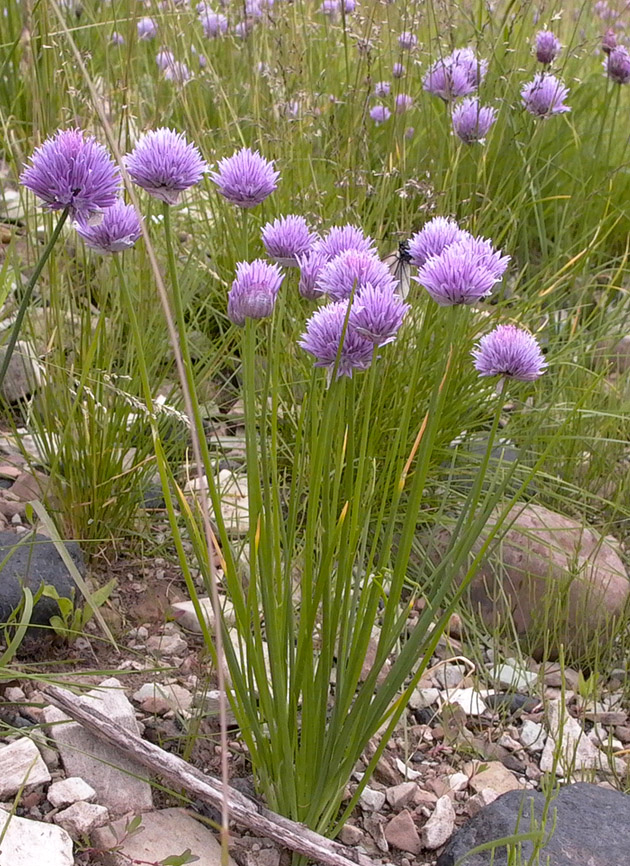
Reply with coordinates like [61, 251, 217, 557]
[0, 811, 73, 866]
[359, 786, 386, 812]
[437, 783, 630, 866]
[0, 531, 84, 625]
[171, 597, 236, 633]
[47, 776, 97, 808]
[491, 662, 537, 692]
[0, 341, 41, 403]
[422, 795, 456, 850]
[54, 801, 109, 837]
[42, 678, 153, 816]
[519, 720, 546, 753]
[0, 737, 51, 798]
[91, 807, 238, 866]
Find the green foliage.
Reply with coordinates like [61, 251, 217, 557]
[41, 578, 116, 641]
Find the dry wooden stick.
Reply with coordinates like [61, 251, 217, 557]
[43, 684, 372, 866]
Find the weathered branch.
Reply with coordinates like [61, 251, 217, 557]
[43, 684, 372, 866]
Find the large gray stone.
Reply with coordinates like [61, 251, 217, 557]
[0, 737, 51, 797]
[0, 531, 84, 625]
[43, 678, 153, 816]
[91, 807, 238, 866]
[0, 811, 73, 866]
[437, 783, 630, 866]
[0, 341, 41, 403]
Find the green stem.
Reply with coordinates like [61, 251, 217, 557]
[0, 207, 69, 391]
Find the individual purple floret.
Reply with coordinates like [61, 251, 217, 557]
[521, 73, 571, 116]
[228, 259, 284, 326]
[349, 284, 410, 345]
[210, 147, 279, 208]
[398, 31, 417, 51]
[262, 215, 317, 266]
[535, 31, 561, 64]
[602, 29, 618, 55]
[200, 9, 228, 36]
[299, 300, 375, 378]
[455, 235, 511, 282]
[156, 49, 176, 70]
[414, 236, 508, 306]
[137, 17, 158, 40]
[408, 217, 468, 268]
[392, 62, 405, 78]
[370, 105, 391, 124]
[472, 324, 547, 382]
[452, 97, 497, 143]
[395, 93, 414, 113]
[423, 47, 488, 101]
[316, 249, 396, 300]
[75, 199, 142, 254]
[164, 61, 191, 84]
[20, 128, 120, 223]
[374, 81, 391, 97]
[297, 251, 329, 300]
[111, 31, 124, 45]
[604, 45, 630, 83]
[125, 128, 207, 205]
[314, 225, 375, 260]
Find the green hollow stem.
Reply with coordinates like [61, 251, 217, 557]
[0, 206, 69, 392]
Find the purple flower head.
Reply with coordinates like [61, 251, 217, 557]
[316, 249, 396, 300]
[395, 93, 414, 113]
[156, 48, 175, 70]
[343, 0, 356, 11]
[197, 53, 208, 68]
[392, 62, 405, 78]
[210, 147, 279, 208]
[535, 30, 561, 64]
[374, 80, 391, 97]
[605, 45, 630, 83]
[414, 237, 508, 306]
[405, 126, 415, 139]
[245, 0, 263, 17]
[297, 251, 329, 300]
[472, 324, 547, 382]
[20, 128, 120, 223]
[164, 61, 191, 84]
[126, 128, 207, 205]
[228, 259, 284, 326]
[370, 104, 391, 124]
[602, 29, 618, 55]
[234, 20, 253, 37]
[262, 214, 317, 266]
[348, 284, 410, 346]
[137, 17, 158, 40]
[595, 0, 613, 19]
[455, 234, 511, 282]
[452, 97, 497, 143]
[299, 300, 375, 379]
[111, 31, 124, 45]
[408, 216, 468, 268]
[398, 31, 417, 51]
[314, 224, 375, 259]
[320, 0, 340, 15]
[200, 9, 228, 36]
[521, 73, 570, 116]
[423, 47, 487, 101]
[75, 199, 142, 254]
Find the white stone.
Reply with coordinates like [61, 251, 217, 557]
[421, 795, 456, 850]
[188, 471, 250, 536]
[446, 772, 469, 792]
[359, 787, 386, 811]
[540, 699, 626, 777]
[408, 687, 440, 710]
[446, 687, 491, 716]
[394, 758, 421, 780]
[91, 807, 238, 866]
[467, 788, 499, 817]
[520, 720, 546, 752]
[47, 777, 97, 808]
[491, 662, 537, 691]
[146, 632, 188, 657]
[497, 733, 523, 752]
[434, 664, 467, 690]
[54, 801, 109, 837]
[0, 738, 51, 798]
[43, 678, 153, 816]
[131, 682, 193, 713]
[0, 811, 73, 866]
[171, 597, 236, 633]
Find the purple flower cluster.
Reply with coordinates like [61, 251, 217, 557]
[535, 30, 561, 64]
[228, 259, 284, 326]
[199, 8, 228, 37]
[521, 73, 571, 116]
[75, 200, 142, 254]
[210, 147, 279, 208]
[316, 249, 397, 299]
[423, 47, 488, 101]
[605, 46, 630, 83]
[126, 128, 207, 205]
[137, 17, 158, 40]
[262, 215, 317, 265]
[472, 325, 546, 382]
[452, 97, 497, 143]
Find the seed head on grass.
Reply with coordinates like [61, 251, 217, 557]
[535, 31, 561, 64]
[408, 216, 467, 268]
[314, 224, 375, 259]
[370, 104, 391, 124]
[210, 147, 279, 208]
[521, 73, 571, 115]
[604, 46, 630, 83]
[472, 324, 547, 381]
[20, 128, 120, 223]
[125, 128, 207, 205]
[299, 300, 374, 378]
[316, 249, 396, 299]
[228, 259, 284, 326]
[262, 215, 317, 265]
[348, 284, 410, 345]
[452, 97, 497, 142]
[75, 200, 142, 254]
[137, 17, 158, 40]
[414, 236, 509, 306]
